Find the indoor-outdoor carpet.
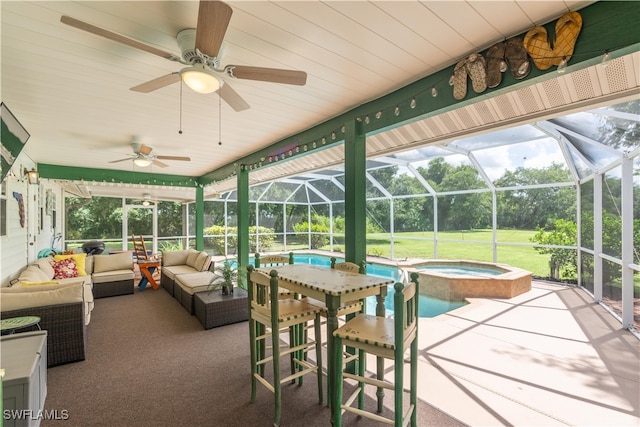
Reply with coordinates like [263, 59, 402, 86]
[41, 286, 465, 426]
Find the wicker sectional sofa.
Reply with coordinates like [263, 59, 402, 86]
[0, 251, 135, 366]
[1, 283, 87, 367]
[160, 249, 212, 296]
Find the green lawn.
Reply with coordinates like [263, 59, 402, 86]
[363, 229, 552, 277]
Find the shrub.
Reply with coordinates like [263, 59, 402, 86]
[204, 225, 275, 253]
[293, 222, 329, 249]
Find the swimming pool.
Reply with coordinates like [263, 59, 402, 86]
[247, 252, 467, 318]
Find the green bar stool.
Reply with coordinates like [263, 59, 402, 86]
[332, 272, 419, 427]
[247, 265, 324, 427]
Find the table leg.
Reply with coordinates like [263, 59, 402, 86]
[326, 295, 339, 424]
[375, 288, 387, 413]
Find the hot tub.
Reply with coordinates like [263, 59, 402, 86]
[404, 259, 532, 301]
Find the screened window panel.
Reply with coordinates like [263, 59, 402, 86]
[602, 258, 622, 303]
[580, 251, 594, 294]
[565, 142, 596, 180]
[580, 180, 594, 249]
[366, 199, 391, 233]
[551, 101, 640, 152]
[603, 170, 622, 258]
[560, 131, 620, 171]
[475, 138, 568, 183]
[450, 124, 548, 151]
[307, 179, 344, 201]
[256, 203, 279, 229]
[248, 183, 270, 201]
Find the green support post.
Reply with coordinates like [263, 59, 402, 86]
[343, 119, 367, 265]
[195, 185, 204, 251]
[237, 165, 250, 289]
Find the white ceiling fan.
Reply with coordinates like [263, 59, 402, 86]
[60, 0, 307, 112]
[109, 141, 190, 168]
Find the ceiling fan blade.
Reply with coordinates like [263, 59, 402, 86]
[139, 144, 153, 156]
[60, 16, 177, 61]
[130, 73, 181, 93]
[108, 158, 132, 164]
[156, 155, 191, 161]
[226, 65, 307, 85]
[152, 159, 170, 168]
[195, 1, 233, 58]
[217, 83, 250, 112]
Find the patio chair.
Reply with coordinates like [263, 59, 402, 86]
[254, 252, 295, 299]
[333, 272, 419, 427]
[247, 265, 323, 426]
[131, 234, 151, 261]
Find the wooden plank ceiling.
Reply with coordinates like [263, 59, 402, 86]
[2, 0, 603, 202]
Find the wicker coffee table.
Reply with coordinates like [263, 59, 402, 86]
[194, 287, 248, 329]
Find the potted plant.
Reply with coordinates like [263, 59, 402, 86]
[208, 258, 238, 295]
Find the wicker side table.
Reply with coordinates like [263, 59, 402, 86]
[194, 287, 248, 329]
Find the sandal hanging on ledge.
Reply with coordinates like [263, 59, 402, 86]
[451, 59, 468, 100]
[504, 37, 531, 80]
[465, 53, 487, 94]
[485, 41, 506, 88]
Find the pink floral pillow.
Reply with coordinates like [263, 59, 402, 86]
[53, 257, 79, 279]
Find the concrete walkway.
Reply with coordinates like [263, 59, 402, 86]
[416, 281, 640, 426]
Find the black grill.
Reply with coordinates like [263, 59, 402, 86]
[81, 240, 105, 255]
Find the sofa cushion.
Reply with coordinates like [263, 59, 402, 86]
[175, 271, 223, 295]
[162, 250, 195, 267]
[18, 265, 50, 283]
[162, 265, 201, 280]
[92, 252, 133, 273]
[0, 282, 83, 311]
[53, 258, 79, 279]
[186, 251, 199, 269]
[92, 270, 135, 283]
[193, 252, 211, 272]
[54, 253, 88, 276]
[33, 257, 56, 279]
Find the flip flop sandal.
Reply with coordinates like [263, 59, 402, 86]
[451, 59, 468, 100]
[504, 37, 531, 80]
[485, 42, 506, 88]
[465, 53, 487, 94]
[524, 26, 554, 70]
[552, 11, 582, 66]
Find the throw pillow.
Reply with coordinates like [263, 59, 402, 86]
[21, 280, 60, 287]
[53, 258, 79, 279]
[54, 253, 88, 276]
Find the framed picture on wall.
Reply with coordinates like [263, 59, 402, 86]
[1, 103, 30, 183]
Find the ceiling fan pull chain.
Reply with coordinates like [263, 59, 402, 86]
[218, 93, 222, 145]
[179, 80, 183, 135]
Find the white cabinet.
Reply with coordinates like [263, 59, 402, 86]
[1, 331, 48, 427]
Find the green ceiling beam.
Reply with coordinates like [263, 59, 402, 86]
[202, 1, 640, 183]
[38, 163, 199, 188]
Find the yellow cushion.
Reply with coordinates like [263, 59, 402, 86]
[20, 280, 60, 287]
[54, 253, 88, 276]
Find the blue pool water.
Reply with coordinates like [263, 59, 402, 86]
[417, 264, 502, 277]
[249, 253, 466, 318]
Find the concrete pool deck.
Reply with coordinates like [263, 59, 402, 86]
[413, 280, 640, 426]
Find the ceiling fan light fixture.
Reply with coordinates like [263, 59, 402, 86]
[180, 64, 222, 94]
[133, 156, 152, 167]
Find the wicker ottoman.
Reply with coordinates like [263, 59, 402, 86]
[174, 271, 222, 314]
[194, 287, 248, 329]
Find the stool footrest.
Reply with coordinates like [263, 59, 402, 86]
[343, 372, 393, 390]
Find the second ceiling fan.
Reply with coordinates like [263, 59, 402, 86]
[60, 0, 307, 112]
